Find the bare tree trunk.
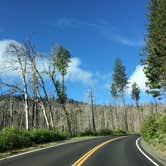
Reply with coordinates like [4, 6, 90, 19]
[36, 87, 50, 129]
[110, 106, 114, 130]
[122, 90, 128, 131]
[28, 51, 54, 129]
[63, 104, 72, 135]
[9, 44, 29, 130]
[9, 95, 14, 128]
[49, 75, 72, 134]
[23, 82, 29, 130]
[89, 88, 96, 132]
[32, 101, 37, 128]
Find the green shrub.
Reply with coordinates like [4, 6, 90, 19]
[141, 114, 166, 150]
[0, 128, 32, 152]
[80, 129, 116, 136]
[0, 128, 69, 152]
[113, 129, 127, 135]
[30, 129, 69, 144]
[30, 129, 54, 144]
[80, 129, 95, 136]
[158, 115, 166, 133]
[141, 115, 158, 142]
[98, 129, 112, 136]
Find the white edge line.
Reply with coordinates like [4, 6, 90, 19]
[136, 137, 160, 166]
[0, 137, 99, 161]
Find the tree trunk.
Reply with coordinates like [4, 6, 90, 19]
[90, 88, 96, 132]
[39, 102, 50, 129]
[22, 75, 29, 130]
[122, 90, 128, 131]
[63, 104, 73, 135]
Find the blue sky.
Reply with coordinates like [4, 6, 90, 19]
[0, 0, 156, 104]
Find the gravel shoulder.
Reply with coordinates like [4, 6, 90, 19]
[139, 138, 166, 166]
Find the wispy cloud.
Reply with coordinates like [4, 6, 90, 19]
[115, 36, 144, 47]
[54, 17, 104, 30]
[53, 17, 144, 47]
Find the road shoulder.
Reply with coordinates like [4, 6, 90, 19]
[138, 137, 166, 166]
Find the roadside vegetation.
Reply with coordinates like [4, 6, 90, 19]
[0, 128, 69, 152]
[141, 114, 166, 152]
[0, 128, 126, 153]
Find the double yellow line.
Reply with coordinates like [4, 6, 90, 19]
[72, 136, 127, 166]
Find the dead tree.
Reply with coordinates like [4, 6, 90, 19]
[25, 42, 54, 129]
[7, 43, 29, 130]
[88, 88, 96, 132]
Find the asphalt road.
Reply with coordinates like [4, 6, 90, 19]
[0, 135, 158, 166]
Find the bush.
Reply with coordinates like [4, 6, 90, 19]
[80, 129, 119, 136]
[0, 127, 127, 153]
[158, 115, 166, 133]
[141, 115, 158, 142]
[0, 128, 69, 152]
[80, 129, 95, 136]
[113, 129, 127, 135]
[30, 129, 69, 144]
[141, 114, 166, 151]
[0, 128, 32, 152]
[98, 129, 112, 136]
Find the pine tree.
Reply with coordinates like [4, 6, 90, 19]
[131, 82, 140, 108]
[112, 58, 128, 130]
[144, 0, 166, 99]
[112, 58, 128, 106]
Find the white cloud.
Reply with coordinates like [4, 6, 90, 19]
[0, 39, 93, 84]
[128, 65, 148, 92]
[66, 57, 93, 84]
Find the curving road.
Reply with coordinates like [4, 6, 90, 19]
[0, 135, 160, 166]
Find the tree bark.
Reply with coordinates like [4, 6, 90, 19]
[122, 90, 128, 131]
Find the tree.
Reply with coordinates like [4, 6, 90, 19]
[131, 82, 140, 108]
[7, 43, 29, 130]
[112, 58, 128, 130]
[54, 45, 71, 96]
[143, 0, 166, 99]
[88, 88, 96, 132]
[110, 82, 119, 129]
[25, 41, 53, 129]
[112, 58, 128, 105]
[53, 45, 72, 135]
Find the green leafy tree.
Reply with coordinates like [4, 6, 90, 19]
[112, 58, 128, 130]
[53, 45, 72, 135]
[54, 45, 71, 96]
[143, 0, 166, 99]
[131, 82, 140, 108]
